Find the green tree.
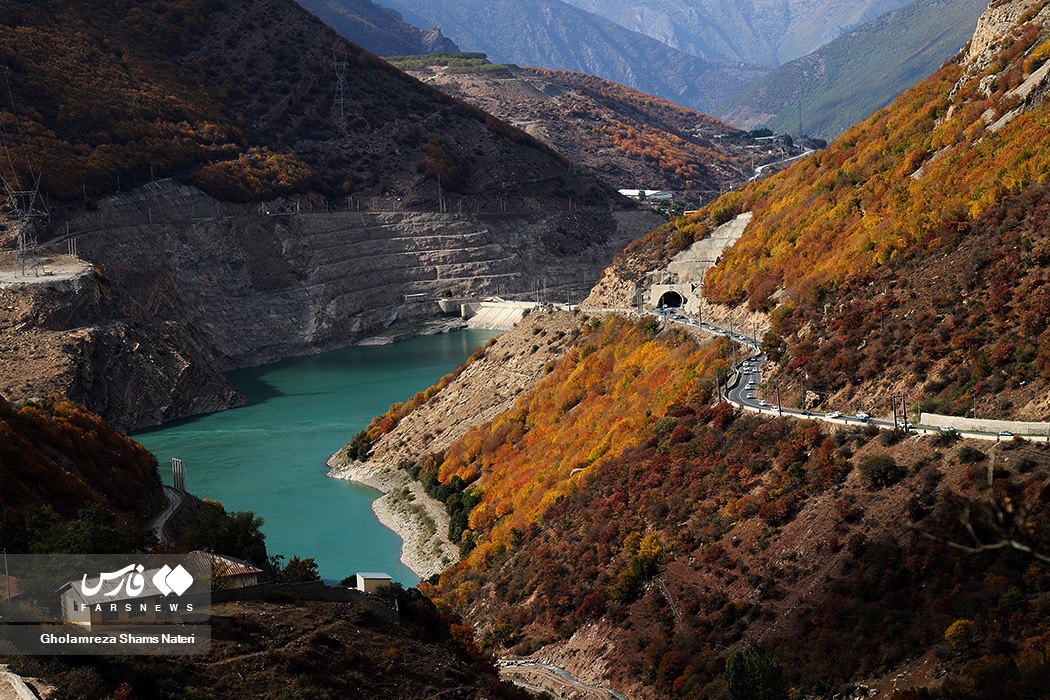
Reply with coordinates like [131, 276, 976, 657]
[281, 556, 321, 583]
[724, 640, 789, 700]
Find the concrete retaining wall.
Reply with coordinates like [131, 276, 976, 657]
[466, 301, 537, 330]
[920, 412, 1050, 436]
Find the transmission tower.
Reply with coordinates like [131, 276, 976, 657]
[2, 171, 46, 276]
[2, 64, 48, 277]
[333, 56, 349, 122]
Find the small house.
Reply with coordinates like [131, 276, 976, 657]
[59, 577, 165, 629]
[354, 572, 393, 594]
[184, 552, 263, 590]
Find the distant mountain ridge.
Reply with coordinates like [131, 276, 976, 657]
[377, 0, 770, 114]
[393, 55, 802, 206]
[562, 0, 911, 65]
[295, 0, 458, 55]
[719, 0, 988, 138]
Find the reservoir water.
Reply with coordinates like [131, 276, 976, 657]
[132, 330, 497, 585]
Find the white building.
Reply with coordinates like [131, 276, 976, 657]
[354, 572, 393, 594]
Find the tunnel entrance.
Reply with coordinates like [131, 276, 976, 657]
[658, 290, 684, 308]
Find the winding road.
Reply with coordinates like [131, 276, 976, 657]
[150, 485, 184, 544]
[647, 307, 1032, 443]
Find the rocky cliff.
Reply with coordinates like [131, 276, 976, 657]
[2, 180, 661, 428]
[0, 254, 243, 431]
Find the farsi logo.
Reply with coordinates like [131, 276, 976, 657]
[79, 564, 194, 598]
[152, 564, 194, 596]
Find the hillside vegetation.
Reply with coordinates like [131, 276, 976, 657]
[380, 314, 1050, 698]
[394, 56, 801, 206]
[0, 395, 164, 553]
[601, 0, 1050, 419]
[0, 0, 613, 209]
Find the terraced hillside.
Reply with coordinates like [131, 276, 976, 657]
[0, 0, 662, 428]
[68, 180, 657, 371]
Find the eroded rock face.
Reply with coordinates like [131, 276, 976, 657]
[0, 267, 244, 431]
[7, 181, 660, 428]
[71, 182, 659, 365]
[967, 0, 1044, 67]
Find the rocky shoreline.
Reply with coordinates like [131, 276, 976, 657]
[326, 456, 458, 581]
[326, 311, 588, 581]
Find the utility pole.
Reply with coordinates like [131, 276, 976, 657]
[3, 548, 10, 603]
[775, 379, 782, 418]
[891, 394, 898, 431]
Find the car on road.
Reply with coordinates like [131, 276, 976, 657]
[826, 411, 842, 419]
[856, 412, 872, 423]
[939, 426, 957, 433]
[998, 430, 1014, 437]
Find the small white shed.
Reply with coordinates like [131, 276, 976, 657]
[354, 572, 393, 594]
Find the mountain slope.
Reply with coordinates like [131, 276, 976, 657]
[0, 0, 608, 208]
[719, 0, 988, 138]
[377, 0, 769, 114]
[339, 310, 1050, 698]
[326, 6, 1050, 697]
[392, 56, 803, 206]
[0, 395, 164, 552]
[0, 0, 664, 429]
[592, 0, 1050, 421]
[563, 0, 911, 65]
[294, 0, 458, 55]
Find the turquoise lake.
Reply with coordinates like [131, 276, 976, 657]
[132, 330, 498, 586]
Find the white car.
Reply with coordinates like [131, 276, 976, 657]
[998, 430, 1014, 437]
[856, 412, 872, 423]
[826, 411, 842, 419]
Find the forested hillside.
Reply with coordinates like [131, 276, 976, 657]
[0, 395, 164, 553]
[597, 0, 1050, 420]
[0, 0, 612, 209]
[393, 55, 800, 206]
[391, 315, 1050, 698]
